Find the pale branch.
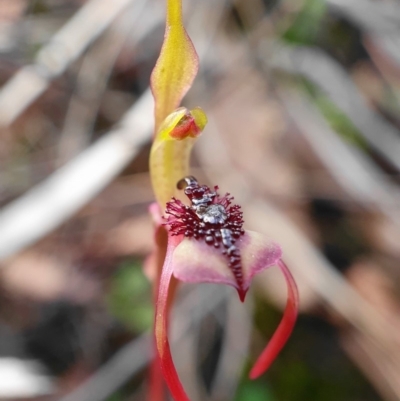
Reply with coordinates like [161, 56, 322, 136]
[0, 90, 153, 261]
[267, 44, 400, 172]
[0, 0, 142, 127]
[278, 90, 400, 229]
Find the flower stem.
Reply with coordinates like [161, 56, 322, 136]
[155, 234, 191, 401]
[148, 356, 165, 401]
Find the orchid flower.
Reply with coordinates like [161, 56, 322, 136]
[147, 1, 299, 400]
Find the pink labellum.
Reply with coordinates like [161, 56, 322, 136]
[171, 230, 282, 301]
[153, 177, 299, 400]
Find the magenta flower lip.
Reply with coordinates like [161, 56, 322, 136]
[171, 231, 283, 302]
[152, 176, 299, 401]
[164, 176, 252, 298]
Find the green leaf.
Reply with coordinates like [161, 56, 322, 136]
[107, 261, 153, 332]
[235, 381, 276, 401]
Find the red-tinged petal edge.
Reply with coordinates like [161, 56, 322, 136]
[155, 234, 191, 401]
[249, 259, 299, 379]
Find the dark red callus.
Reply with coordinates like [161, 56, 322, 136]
[164, 176, 246, 299]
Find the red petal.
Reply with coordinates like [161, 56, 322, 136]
[155, 235, 191, 401]
[249, 259, 299, 379]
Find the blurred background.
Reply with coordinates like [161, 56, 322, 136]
[0, 0, 399, 400]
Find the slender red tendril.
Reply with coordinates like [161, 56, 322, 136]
[155, 235, 191, 401]
[249, 259, 299, 379]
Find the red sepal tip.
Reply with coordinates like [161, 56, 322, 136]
[249, 259, 299, 379]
